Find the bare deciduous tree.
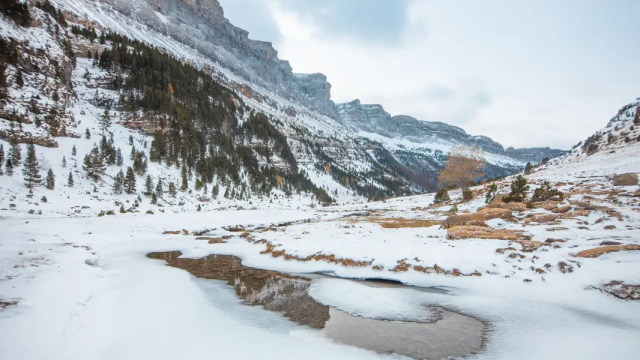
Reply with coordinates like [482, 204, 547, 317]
[437, 146, 487, 192]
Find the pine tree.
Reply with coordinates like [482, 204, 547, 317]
[15, 68, 24, 87]
[11, 143, 21, 165]
[85, 128, 91, 139]
[45, 168, 55, 189]
[211, 184, 219, 199]
[113, 169, 124, 193]
[155, 179, 163, 197]
[22, 144, 42, 188]
[6, 159, 13, 176]
[124, 167, 136, 194]
[524, 162, 533, 175]
[61, 155, 67, 167]
[144, 174, 153, 196]
[180, 164, 188, 191]
[224, 186, 230, 199]
[82, 147, 105, 181]
[0, 144, 4, 175]
[151, 192, 157, 205]
[197, 204, 201, 212]
[116, 148, 123, 166]
[67, 171, 74, 187]
[72, 145, 76, 156]
[128, 135, 134, 146]
[98, 108, 111, 134]
[168, 182, 177, 197]
[504, 175, 530, 203]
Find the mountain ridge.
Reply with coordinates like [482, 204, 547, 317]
[79, 0, 563, 163]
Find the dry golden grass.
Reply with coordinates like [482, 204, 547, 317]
[574, 244, 640, 258]
[447, 226, 530, 241]
[342, 216, 441, 229]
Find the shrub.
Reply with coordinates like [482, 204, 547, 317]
[462, 189, 473, 202]
[531, 181, 564, 202]
[485, 183, 498, 204]
[448, 204, 458, 214]
[587, 143, 599, 155]
[433, 188, 450, 204]
[502, 175, 529, 203]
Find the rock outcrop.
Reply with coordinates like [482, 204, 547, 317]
[337, 99, 565, 163]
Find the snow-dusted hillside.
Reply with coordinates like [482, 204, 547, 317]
[1, 0, 565, 201]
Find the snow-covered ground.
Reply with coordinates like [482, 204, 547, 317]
[2, 3, 640, 360]
[2, 140, 640, 359]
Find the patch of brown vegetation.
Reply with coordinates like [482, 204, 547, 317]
[391, 259, 411, 272]
[518, 240, 547, 252]
[374, 218, 441, 229]
[447, 226, 530, 241]
[604, 225, 617, 230]
[259, 242, 373, 267]
[600, 241, 622, 246]
[224, 226, 245, 232]
[0, 300, 18, 309]
[546, 227, 569, 232]
[344, 216, 440, 229]
[413, 264, 482, 277]
[496, 247, 517, 254]
[558, 261, 574, 274]
[163, 230, 180, 235]
[574, 244, 640, 258]
[599, 281, 640, 300]
[372, 265, 384, 271]
[545, 238, 566, 244]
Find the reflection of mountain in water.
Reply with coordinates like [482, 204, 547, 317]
[148, 251, 485, 359]
[147, 252, 329, 328]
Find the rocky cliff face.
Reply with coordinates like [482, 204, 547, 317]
[75, 0, 562, 165]
[94, 0, 337, 118]
[337, 99, 563, 164]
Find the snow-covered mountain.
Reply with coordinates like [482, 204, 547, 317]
[0, 0, 565, 215]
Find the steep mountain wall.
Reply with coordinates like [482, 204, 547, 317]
[337, 99, 563, 164]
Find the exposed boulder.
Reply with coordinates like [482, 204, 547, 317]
[486, 193, 507, 208]
[442, 213, 487, 228]
[478, 208, 513, 220]
[551, 205, 571, 214]
[498, 202, 528, 212]
[613, 173, 639, 186]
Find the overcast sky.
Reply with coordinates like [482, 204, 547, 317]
[218, 0, 640, 149]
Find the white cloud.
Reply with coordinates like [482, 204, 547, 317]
[219, 0, 640, 149]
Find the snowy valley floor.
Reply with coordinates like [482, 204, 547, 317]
[2, 170, 640, 360]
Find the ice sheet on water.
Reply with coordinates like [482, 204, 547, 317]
[192, 277, 302, 335]
[309, 278, 443, 322]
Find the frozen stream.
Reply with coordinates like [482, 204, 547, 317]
[148, 252, 486, 359]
